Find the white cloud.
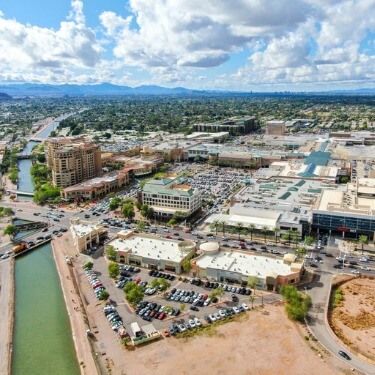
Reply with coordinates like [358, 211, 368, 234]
[100, 0, 313, 69]
[0, 0, 102, 82]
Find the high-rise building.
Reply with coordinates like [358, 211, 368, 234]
[46, 137, 102, 188]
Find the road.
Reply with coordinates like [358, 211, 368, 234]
[0, 258, 14, 375]
[306, 268, 375, 375]
[5, 197, 375, 374]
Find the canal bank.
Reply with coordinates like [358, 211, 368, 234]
[51, 236, 99, 375]
[0, 258, 14, 375]
[12, 243, 80, 375]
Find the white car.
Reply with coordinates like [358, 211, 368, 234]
[241, 303, 249, 310]
[188, 319, 196, 328]
[233, 306, 240, 314]
[209, 314, 217, 322]
[194, 317, 202, 327]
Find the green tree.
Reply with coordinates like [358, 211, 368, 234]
[122, 202, 135, 221]
[4, 224, 16, 236]
[98, 290, 109, 300]
[280, 285, 311, 322]
[304, 235, 315, 246]
[209, 287, 225, 301]
[236, 222, 243, 240]
[247, 276, 259, 296]
[150, 278, 170, 291]
[181, 258, 192, 273]
[359, 235, 368, 254]
[262, 226, 268, 244]
[248, 224, 256, 241]
[83, 261, 93, 270]
[109, 197, 122, 211]
[212, 220, 220, 236]
[274, 227, 280, 244]
[108, 261, 120, 278]
[137, 220, 146, 232]
[249, 294, 255, 309]
[106, 245, 117, 261]
[124, 282, 144, 306]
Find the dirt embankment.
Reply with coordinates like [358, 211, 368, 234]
[329, 277, 375, 362]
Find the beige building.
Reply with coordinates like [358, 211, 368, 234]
[62, 168, 130, 201]
[193, 243, 303, 290]
[140, 176, 202, 218]
[46, 137, 102, 188]
[70, 218, 108, 253]
[106, 230, 196, 274]
[266, 120, 286, 136]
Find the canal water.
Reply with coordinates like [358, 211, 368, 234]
[12, 243, 80, 375]
[12, 114, 80, 375]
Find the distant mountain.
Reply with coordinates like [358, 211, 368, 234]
[0, 83, 373, 97]
[0, 83, 204, 97]
[0, 92, 12, 100]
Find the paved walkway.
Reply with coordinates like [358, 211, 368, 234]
[0, 258, 14, 375]
[52, 235, 99, 375]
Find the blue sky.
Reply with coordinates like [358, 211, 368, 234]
[0, 0, 374, 91]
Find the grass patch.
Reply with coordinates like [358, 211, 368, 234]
[331, 287, 345, 308]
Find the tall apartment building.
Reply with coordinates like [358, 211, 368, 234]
[46, 137, 102, 188]
[140, 176, 202, 218]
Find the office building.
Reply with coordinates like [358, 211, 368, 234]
[140, 176, 202, 218]
[312, 178, 375, 239]
[194, 116, 258, 135]
[46, 137, 102, 188]
[266, 120, 286, 136]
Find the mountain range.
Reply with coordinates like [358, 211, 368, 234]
[0, 83, 374, 98]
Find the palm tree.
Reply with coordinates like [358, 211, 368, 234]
[249, 295, 255, 309]
[262, 226, 268, 244]
[236, 222, 243, 240]
[247, 276, 259, 300]
[220, 221, 226, 237]
[248, 224, 256, 241]
[273, 227, 280, 244]
[359, 235, 368, 254]
[213, 220, 220, 236]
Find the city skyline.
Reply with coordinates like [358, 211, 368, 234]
[0, 0, 374, 91]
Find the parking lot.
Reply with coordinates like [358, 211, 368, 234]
[87, 256, 277, 339]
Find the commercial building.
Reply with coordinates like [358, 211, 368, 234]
[193, 244, 303, 290]
[46, 137, 102, 188]
[313, 178, 375, 239]
[70, 218, 108, 253]
[62, 168, 130, 200]
[194, 116, 258, 135]
[140, 176, 202, 218]
[266, 120, 286, 136]
[106, 230, 196, 273]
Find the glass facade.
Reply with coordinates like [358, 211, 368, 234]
[313, 212, 375, 235]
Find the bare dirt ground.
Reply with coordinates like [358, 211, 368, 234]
[120, 305, 348, 375]
[80, 297, 346, 375]
[331, 277, 375, 362]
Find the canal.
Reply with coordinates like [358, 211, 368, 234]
[12, 113, 80, 375]
[12, 243, 80, 375]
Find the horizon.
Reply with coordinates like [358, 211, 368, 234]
[0, 0, 374, 91]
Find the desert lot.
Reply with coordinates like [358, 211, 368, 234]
[331, 277, 375, 362]
[120, 304, 346, 375]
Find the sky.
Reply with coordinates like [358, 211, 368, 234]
[0, 0, 374, 91]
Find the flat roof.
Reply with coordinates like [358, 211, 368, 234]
[71, 223, 102, 237]
[108, 235, 193, 263]
[205, 212, 279, 230]
[196, 250, 298, 279]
